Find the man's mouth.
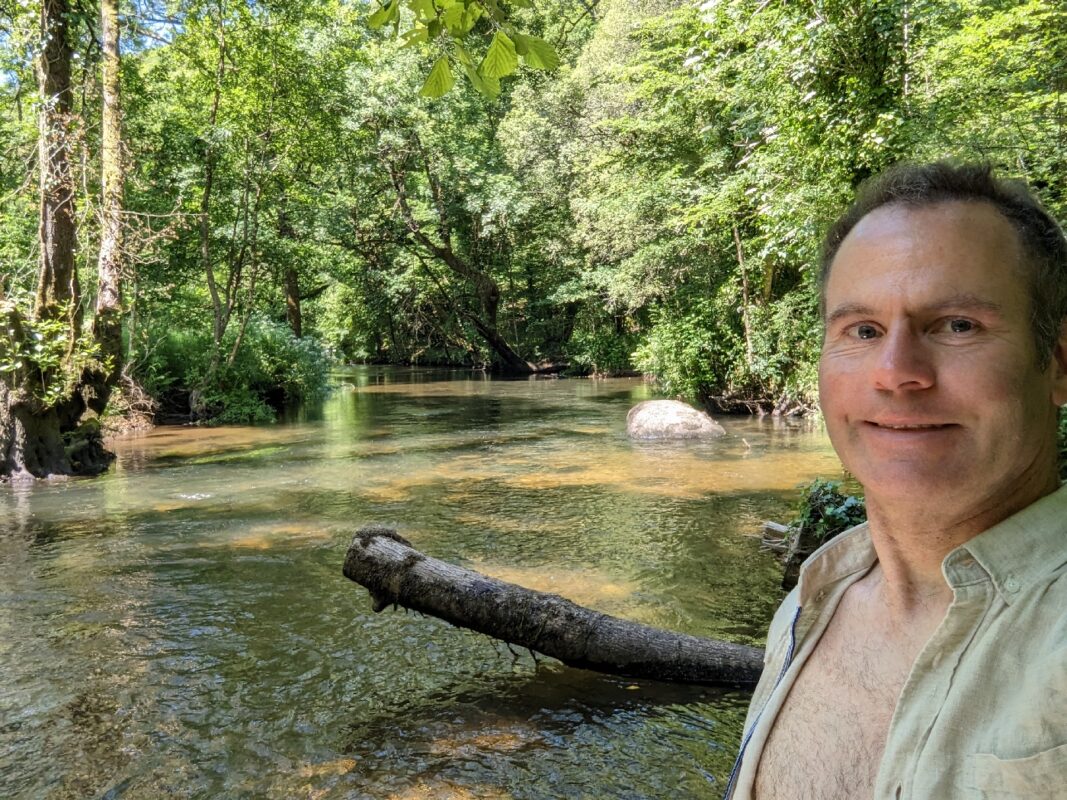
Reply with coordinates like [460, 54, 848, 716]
[867, 421, 956, 430]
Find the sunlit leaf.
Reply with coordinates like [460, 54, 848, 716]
[401, 25, 429, 48]
[441, 4, 465, 34]
[461, 63, 500, 98]
[513, 33, 558, 70]
[480, 31, 518, 79]
[454, 43, 476, 67]
[410, 0, 436, 21]
[367, 0, 399, 30]
[420, 57, 455, 98]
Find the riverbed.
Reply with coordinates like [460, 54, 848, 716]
[0, 367, 843, 799]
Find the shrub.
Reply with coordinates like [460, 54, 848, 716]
[790, 478, 867, 547]
[632, 296, 740, 399]
[133, 316, 331, 424]
[564, 326, 637, 375]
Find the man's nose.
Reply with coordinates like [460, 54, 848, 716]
[872, 327, 935, 391]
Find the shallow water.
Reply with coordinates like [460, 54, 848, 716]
[0, 367, 843, 799]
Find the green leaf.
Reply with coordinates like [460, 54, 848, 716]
[367, 0, 399, 30]
[454, 43, 476, 66]
[401, 25, 430, 48]
[513, 33, 558, 70]
[480, 31, 518, 79]
[420, 57, 455, 98]
[441, 4, 465, 34]
[410, 0, 436, 21]
[461, 4, 483, 33]
[461, 63, 500, 98]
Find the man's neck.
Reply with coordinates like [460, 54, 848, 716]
[862, 472, 1060, 617]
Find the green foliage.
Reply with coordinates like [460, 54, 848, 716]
[420, 57, 456, 97]
[7, 0, 1062, 430]
[367, 0, 564, 97]
[481, 31, 519, 78]
[632, 297, 738, 399]
[0, 300, 110, 410]
[135, 317, 331, 425]
[564, 324, 637, 376]
[790, 479, 867, 547]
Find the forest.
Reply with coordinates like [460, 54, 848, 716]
[1, 0, 1065, 478]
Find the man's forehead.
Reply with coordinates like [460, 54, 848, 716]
[840, 200, 1023, 255]
[822, 200, 1030, 316]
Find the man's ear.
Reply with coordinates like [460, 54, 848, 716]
[1052, 320, 1067, 408]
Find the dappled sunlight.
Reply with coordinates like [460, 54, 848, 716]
[504, 445, 843, 499]
[108, 423, 312, 460]
[223, 522, 332, 550]
[296, 758, 359, 778]
[428, 723, 538, 757]
[385, 780, 513, 800]
[450, 512, 571, 535]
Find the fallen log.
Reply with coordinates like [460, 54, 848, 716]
[343, 526, 765, 687]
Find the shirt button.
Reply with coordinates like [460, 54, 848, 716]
[1005, 576, 1020, 593]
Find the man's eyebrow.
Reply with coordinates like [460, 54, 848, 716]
[825, 294, 1004, 328]
[825, 303, 874, 328]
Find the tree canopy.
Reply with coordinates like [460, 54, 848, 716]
[1, 0, 1064, 474]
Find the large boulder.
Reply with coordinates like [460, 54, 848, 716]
[626, 400, 726, 440]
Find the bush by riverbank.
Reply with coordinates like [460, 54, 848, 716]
[131, 316, 331, 425]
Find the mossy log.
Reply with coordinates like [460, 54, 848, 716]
[343, 526, 765, 687]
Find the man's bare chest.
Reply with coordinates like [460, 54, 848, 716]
[751, 590, 937, 800]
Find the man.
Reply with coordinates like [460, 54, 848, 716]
[725, 162, 1067, 799]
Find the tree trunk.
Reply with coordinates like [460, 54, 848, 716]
[343, 527, 765, 687]
[34, 0, 79, 336]
[732, 224, 754, 371]
[384, 155, 535, 375]
[1, 0, 119, 479]
[278, 204, 302, 338]
[85, 0, 125, 416]
[202, 21, 226, 352]
[2, 0, 80, 478]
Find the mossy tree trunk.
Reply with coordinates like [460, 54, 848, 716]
[1, 0, 125, 480]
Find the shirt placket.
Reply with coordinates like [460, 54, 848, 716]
[873, 555, 992, 800]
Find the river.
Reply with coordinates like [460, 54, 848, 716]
[0, 367, 843, 799]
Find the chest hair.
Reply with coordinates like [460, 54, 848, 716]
[753, 587, 942, 800]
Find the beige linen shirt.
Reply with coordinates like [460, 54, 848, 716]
[725, 483, 1067, 799]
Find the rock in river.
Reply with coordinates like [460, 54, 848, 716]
[626, 400, 726, 440]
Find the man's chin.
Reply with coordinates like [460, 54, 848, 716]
[852, 466, 970, 503]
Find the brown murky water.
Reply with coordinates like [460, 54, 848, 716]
[0, 367, 843, 799]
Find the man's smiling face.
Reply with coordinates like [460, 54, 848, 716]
[819, 201, 1067, 521]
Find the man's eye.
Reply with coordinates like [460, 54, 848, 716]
[849, 324, 880, 340]
[943, 318, 978, 334]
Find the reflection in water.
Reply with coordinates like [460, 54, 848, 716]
[0, 367, 842, 799]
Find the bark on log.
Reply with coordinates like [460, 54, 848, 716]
[343, 526, 765, 687]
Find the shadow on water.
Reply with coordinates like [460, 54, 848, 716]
[0, 366, 841, 799]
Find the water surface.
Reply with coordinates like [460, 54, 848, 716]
[0, 367, 842, 799]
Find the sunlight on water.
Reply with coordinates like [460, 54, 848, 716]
[0, 367, 843, 799]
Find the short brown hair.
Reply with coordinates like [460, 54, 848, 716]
[820, 162, 1067, 367]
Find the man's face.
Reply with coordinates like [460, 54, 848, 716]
[819, 201, 1067, 518]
